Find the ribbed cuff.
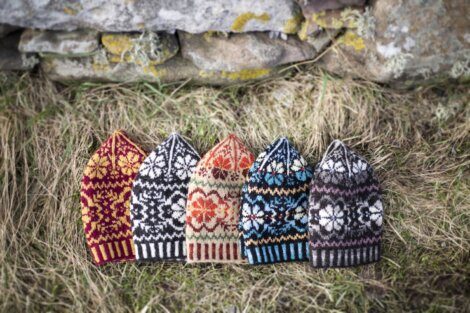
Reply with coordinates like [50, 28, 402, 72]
[309, 243, 381, 268]
[89, 238, 135, 265]
[245, 241, 309, 265]
[186, 241, 244, 263]
[135, 240, 186, 262]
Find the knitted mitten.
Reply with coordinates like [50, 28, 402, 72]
[81, 130, 146, 265]
[130, 133, 200, 261]
[240, 137, 313, 264]
[308, 140, 383, 268]
[185, 134, 254, 263]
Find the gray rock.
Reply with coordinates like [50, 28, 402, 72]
[0, 32, 39, 71]
[317, 0, 470, 87]
[0, 0, 302, 34]
[179, 31, 316, 72]
[295, 0, 365, 13]
[41, 52, 280, 85]
[19, 29, 99, 56]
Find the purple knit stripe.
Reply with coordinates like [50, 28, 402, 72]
[310, 184, 380, 196]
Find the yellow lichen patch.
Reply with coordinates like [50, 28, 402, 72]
[199, 70, 214, 78]
[231, 13, 270, 32]
[92, 62, 110, 73]
[63, 7, 78, 16]
[283, 13, 303, 34]
[337, 31, 365, 51]
[221, 68, 271, 81]
[101, 34, 134, 56]
[298, 20, 310, 41]
[142, 65, 165, 78]
[203, 31, 215, 43]
[311, 9, 358, 30]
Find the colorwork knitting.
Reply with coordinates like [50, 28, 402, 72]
[81, 130, 146, 265]
[130, 133, 200, 261]
[240, 137, 313, 264]
[186, 134, 254, 263]
[308, 140, 383, 268]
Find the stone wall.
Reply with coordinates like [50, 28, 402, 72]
[0, 0, 468, 88]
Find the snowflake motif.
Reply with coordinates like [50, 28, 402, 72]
[241, 203, 265, 231]
[118, 151, 141, 175]
[293, 205, 308, 225]
[352, 159, 369, 183]
[319, 204, 345, 232]
[319, 159, 346, 184]
[369, 200, 383, 227]
[171, 197, 187, 223]
[265, 160, 284, 186]
[174, 155, 197, 180]
[138, 153, 166, 178]
[291, 158, 311, 182]
[84, 154, 109, 179]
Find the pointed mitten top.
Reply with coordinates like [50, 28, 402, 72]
[186, 134, 254, 263]
[240, 138, 313, 264]
[308, 140, 383, 268]
[81, 130, 146, 265]
[130, 133, 200, 261]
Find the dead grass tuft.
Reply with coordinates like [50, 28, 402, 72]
[0, 68, 469, 312]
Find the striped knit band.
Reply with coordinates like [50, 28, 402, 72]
[309, 243, 381, 268]
[88, 239, 136, 265]
[245, 241, 310, 265]
[187, 242, 241, 262]
[135, 240, 187, 261]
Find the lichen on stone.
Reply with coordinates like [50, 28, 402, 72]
[231, 13, 271, 32]
[338, 31, 365, 51]
[283, 13, 303, 34]
[450, 56, 470, 79]
[21, 54, 39, 68]
[101, 31, 176, 67]
[221, 68, 271, 80]
[384, 53, 413, 79]
[354, 7, 376, 39]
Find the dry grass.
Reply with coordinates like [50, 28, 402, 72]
[0, 68, 469, 312]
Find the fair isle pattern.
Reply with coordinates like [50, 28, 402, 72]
[185, 134, 254, 263]
[81, 130, 146, 265]
[308, 140, 383, 268]
[240, 138, 313, 264]
[130, 133, 200, 261]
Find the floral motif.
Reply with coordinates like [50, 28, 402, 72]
[241, 203, 265, 231]
[190, 197, 217, 224]
[319, 204, 345, 232]
[213, 155, 232, 170]
[265, 160, 284, 186]
[171, 197, 187, 223]
[139, 153, 165, 178]
[84, 154, 110, 179]
[293, 205, 308, 225]
[212, 167, 229, 179]
[291, 158, 310, 182]
[174, 154, 197, 180]
[239, 155, 254, 170]
[118, 151, 141, 175]
[319, 159, 346, 184]
[352, 159, 369, 183]
[369, 200, 383, 227]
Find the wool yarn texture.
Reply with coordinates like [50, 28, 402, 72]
[240, 138, 313, 264]
[308, 140, 383, 268]
[130, 133, 200, 261]
[185, 134, 254, 263]
[81, 130, 146, 265]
